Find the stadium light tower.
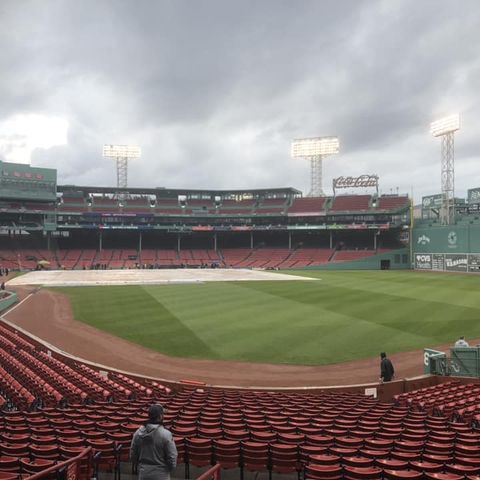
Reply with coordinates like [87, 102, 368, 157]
[102, 144, 141, 189]
[430, 114, 460, 225]
[291, 136, 339, 196]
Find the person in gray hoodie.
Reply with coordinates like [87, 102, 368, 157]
[130, 404, 178, 480]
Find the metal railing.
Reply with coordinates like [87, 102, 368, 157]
[195, 464, 221, 480]
[23, 447, 92, 480]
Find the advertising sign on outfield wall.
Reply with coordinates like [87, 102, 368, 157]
[432, 254, 445, 271]
[445, 254, 468, 272]
[414, 252, 480, 273]
[468, 254, 480, 272]
[421, 194, 442, 219]
[415, 254, 432, 270]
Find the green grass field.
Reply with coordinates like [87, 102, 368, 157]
[53, 270, 480, 366]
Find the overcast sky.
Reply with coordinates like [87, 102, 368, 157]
[0, 0, 479, 201]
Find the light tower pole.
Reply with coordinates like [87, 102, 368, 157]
[291, 136, 339, 197]
[103, 144, 141, 190]
[430, 114, 460, 225]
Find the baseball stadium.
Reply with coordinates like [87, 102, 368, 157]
[1, 126, 480, 480]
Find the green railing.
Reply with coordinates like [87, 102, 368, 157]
[0, 290, 18, 313]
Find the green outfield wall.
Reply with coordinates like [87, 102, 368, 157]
[307, 248, 409, 270]
[413, 223, 480, 273]
[0, 291, 18, 312]
[424, 346, 480, 378]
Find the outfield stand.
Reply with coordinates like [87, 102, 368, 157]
[57, 204, 87, 213]
[57, 193, 89, 213]
[58, 249, 83, 269]
[157, 249, 180, 266]
[331, 195, 372, 212]
[239, 248, 291, 268]
[255, 198, 288, 215]
[107, 250, 125, 269]
[181, 249, 222, 266]
[91, 197, 117, 207]
[279, 248, 335, 268]
[125, 196, 150, 205]
[140, 249, 157, 264]
[221, 248, 253, 267]
[377, 195, 409, 211]
[17, 250, 40, 270]
[123, 197, 151, 213]
[253, 207, 287, 215]
[331, 250, 378, 263]
[36, 249, 57, 264]
[79, 249, 96, 269]
[218, 199, 255, 215]
[0, 245, 395, 271]
[259, 198, 288, 206]
[23, 202, 55, 212]
[156, 198, 184, 215]
[121, 249, 138, 268]
[185, 199, 215, 214]
[156, 207, 184, 214]
[288, 197, 328, 215]
[192, 249, 221, 262]
[95, 249, 114, 268]
[0, 250, 19, 270]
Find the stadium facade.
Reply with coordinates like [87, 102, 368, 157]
[0, 160, 413, 270]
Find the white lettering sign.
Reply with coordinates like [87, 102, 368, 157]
[417, 235, 431, 245]
[333, 175, 379, 189]
[445, 258, 466, 267]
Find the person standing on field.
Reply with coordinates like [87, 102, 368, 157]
[454, 336, 469, 347]
[379, 352, 395, 383]
[130, 404, 177, 480]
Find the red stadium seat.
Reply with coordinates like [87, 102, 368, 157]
[212, 439, 240, 471]
[424, 474, 464, 480]
[240, 442, 269, 477]
[0, 473, 18, 480]
[383, 469, 423, 480]
[305, 464, 342, 480]
[269, 443, 301, 478]
[343, 466, 382, 480]
[409, 461, 444, 473]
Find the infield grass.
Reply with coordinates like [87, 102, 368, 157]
[53, 270, 480, 365]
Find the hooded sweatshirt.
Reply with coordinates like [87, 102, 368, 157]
[130, 423, 178, 480]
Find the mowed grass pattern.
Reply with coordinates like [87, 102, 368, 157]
[53, 270, 480, 365]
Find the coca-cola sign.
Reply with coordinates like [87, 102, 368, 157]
[333, 174, 379, 190]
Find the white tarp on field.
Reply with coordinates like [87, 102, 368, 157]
[7, 268, 316, 287]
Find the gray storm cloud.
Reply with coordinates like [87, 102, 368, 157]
[1, 0, 479, 199]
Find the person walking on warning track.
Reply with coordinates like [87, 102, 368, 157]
[130, 404, 177, 480]
[379, 352, 395, 383]
[454, 336, 469, 347]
